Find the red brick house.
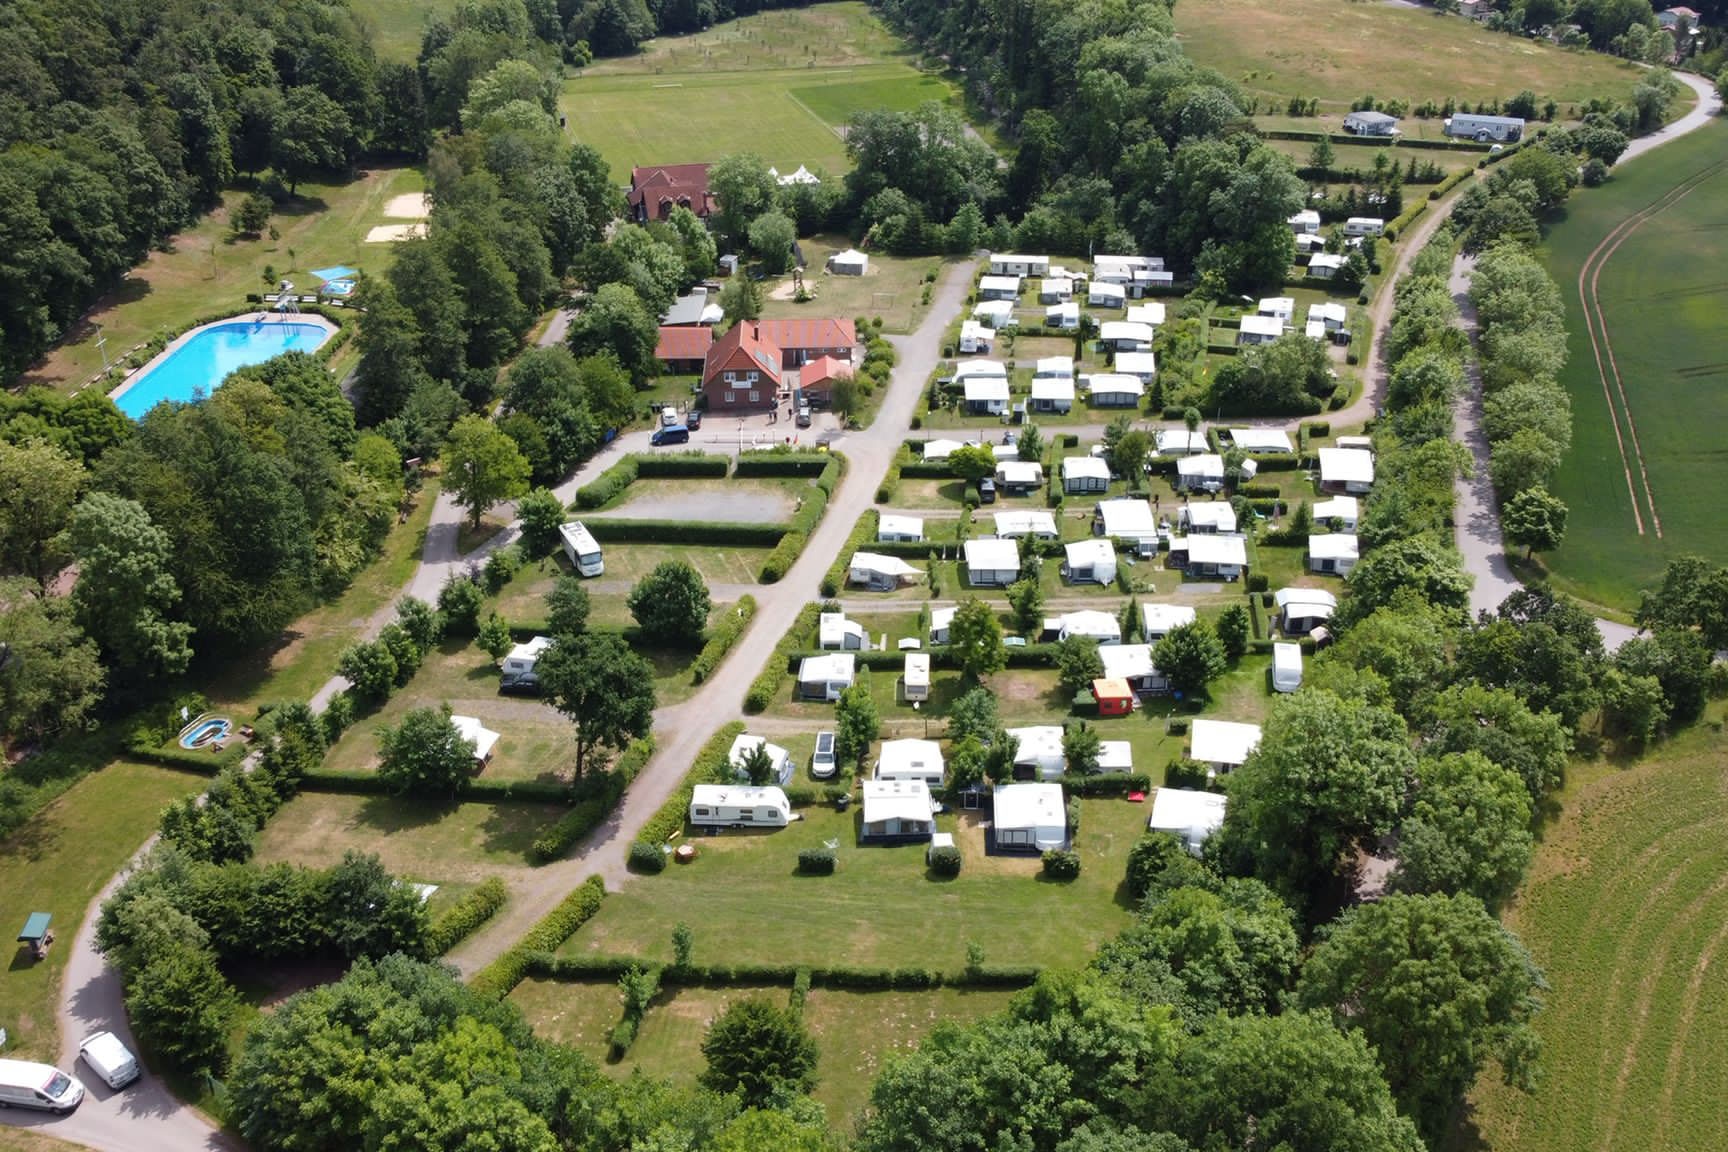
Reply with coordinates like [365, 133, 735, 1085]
[796, 355, 853, 409]
[629, 164, 717, 223]
[656, 326, 713, 375]
[755, 318, 857, 368]
[701, 323, 783, 412]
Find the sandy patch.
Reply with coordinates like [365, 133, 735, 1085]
[768, 280, 800, 301]
[384, 193, 431, 219]
[365, 223, 427, 243]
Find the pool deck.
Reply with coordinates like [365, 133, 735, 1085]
[107, 311, 339, 408]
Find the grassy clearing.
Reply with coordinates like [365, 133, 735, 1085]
[562, 3, 968, 179]
[1462, 705, 1728, 1152]
[0, 1129, 86, 1152]
[1261, 136, 1483, 174]
[493, 546, 769, 635]
[589, 476, 808, 524]
[25, 167, 424, 391]
[1534, 118, 1728, 611]
[358, 0, 452, 62]
[762, 234, 943, 335]
[559, 797, 1144, 971]
[0, 762, 207, 1060]
[1174, 0, 1648, 113]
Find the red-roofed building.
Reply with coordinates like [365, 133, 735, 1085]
[755, 318, 857, 368]
[796, 355, 853, 409]
[701, 323, 783, 412]
[629, 164, 717, 223]
[656, 326, 714, 374]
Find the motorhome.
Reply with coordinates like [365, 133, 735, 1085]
[559, 521, 604, 577]
[1272, 642, 1304, 693]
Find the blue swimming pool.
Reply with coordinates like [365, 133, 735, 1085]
[113, 320, 333, 419]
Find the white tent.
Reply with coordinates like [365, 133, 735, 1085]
[1030, 377, 1076, 409]
[1180, 503, 1238, 534]
[1034, 355, 1074, 379]
[1006, 726, 1065, 780]
[1238, 314, 1285, 344]
[964, 538, 1021, 584]
[1114, 351, 1158, 382]
[828, 248, 868, 275]
[973, 299, 1016, 328]
[1086, 373, 1144, 406]
[1313, 495, 1359, 529]
[1190, 719, 1262, 771]
[959, 319, 994, 353]
[451, 715, 500, 763]
[1125, 302, 1166, 327]
[1175, 453, 1225, 490]
[993, 783, 1067, 850]
[1099, 321, 1154, 350]
[860, 779, 936, 840]
[1147, 788, 1227, 856]
[1046, 301, 1081, 329]
[1319, 448, 1376, 492]
[994, 509, 1058, 539]
[1061, 455, 1111, 492]
[1095, 498, 1158, 547]
[955, 358, 1008, 381]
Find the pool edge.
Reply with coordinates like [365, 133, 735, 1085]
[107, 312, 340, 415]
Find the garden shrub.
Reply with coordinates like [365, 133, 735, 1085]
[1165, 719, 1190, 736]
[1246, 573, 1269, 592]
[1061, 773, 1153, 797]
[1042, 849, 1081, 880]
[928, 845, 962, 877]
[427, 877, 507, 955]
[1164, 757, 1213, 789]
[471, 876, 606, 1000]
[789, 968, 812, 1014]
[732, 454, 830, 477]
[798, 848, 837, 875]
[574, 457, 640, 509]
[628, 840, 667, 873]
[482, 546, 520, 594]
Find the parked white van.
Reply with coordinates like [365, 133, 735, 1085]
[1272, 642, 1304, 693]
[0, 1059, 85, 1112]
[811, 731, 837, 779]
[1343, 217, 1385, 237]
[559, 521, 604, 577]
[78, 1031, 141, 1090]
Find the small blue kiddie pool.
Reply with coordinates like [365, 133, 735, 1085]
[179, 715, 233, 750]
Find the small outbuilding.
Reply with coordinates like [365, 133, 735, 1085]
[989, 254, 1050, 277]
[828, 248, 869, 275]
[819, 611, 870, 651]
[1318, 447, 1376, 494]
[1092, 677, 1136, 717]
[1063, 538, 1118, 585]
[1344, 109, 1400, 136]
[877, 514, 925, 543]
[1147, 788, 1227, 856]
[992, 783, 1068, 851]
[1101, 643, 1167, 695]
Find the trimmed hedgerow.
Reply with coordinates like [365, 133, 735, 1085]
[427, 878, 507, 955]
[471, 876, 606, 1000]
[744, 604, 822, 712]
[637, 722, 746, 847]
[690, 596, 757, 684]
[821, 509, 881, 597]
[527, 736, 656, 864]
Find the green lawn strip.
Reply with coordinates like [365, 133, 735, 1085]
[760, 236, 944, 335]
[359, 0, 454, 61]
[0, 761, 209, 1060]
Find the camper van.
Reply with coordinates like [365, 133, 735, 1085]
[1343, 217, 1385, 238]
[559, 521, 604, 577]
[0, 1059, 85, 1113]
[1272, 642, 1303, 693]
[688, 784, 792, 829]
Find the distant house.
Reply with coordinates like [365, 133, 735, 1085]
[1179, 503, 1237, 535]
[1312, 495, 1359, 530]
[1318, 447, 1375, 494]
[1295, 233, 1327, 255]
[989, 254, 1050, 277]
[1030, 377, 1075, 413]
[1308, 253, 1347, 280]
[1170, 533, 1248, 580]
[729, 734, 795, 786]
[1288, 209, 1321, 234]
[979, 275, 1022, 301]
[973, 299, 1016, 328]
[827, 248, 868, 275]
[1228, 428, 1294, 454]
[848, 552, 922, 591]
[819, 611, 870, 651]
[1093, 677, 1136, 717]
[1094, 498, 1159, 552]
[1046, 301, 1081, 329]
[995, 460, 1044, 494]
[701, 322, 782, 413]
[1141, 603, 1197, 640]
[964, 538, 1022, 586]
[1062, 456, 1111, 494]
[656, 325, 714, 374]
[1174, 453, 1226, 492]
[797, 355, 852, 409]
[994, 509, 1058, 539]
[1101, 643, 1168, 695]
[1053, 609, 1122, 645]
[1094, 255, 1170, 296]
[877, 514, 924, 543]
[959, 320, 994, 354]
[1156, 429, 1207, 457]
[1309, 301, 1349, 332]
[1099, 321, 1154, 352]
[1190, 718, 1262, 774]
[756, 318, 857, 368]
[1087, 281, 1127, 309]
[1344, 109, 1400, 137]
[860, 779, 936, 842]
[964, 377, 1011, 415]
[628, 163, 716, 222]
[1113, 351, 1158, 383]
[1087, 374, 1143, 408]
[1148, 788, 1227, 856]
[1308, 533, 1360, 575]
[1063, 538, 1117, 585]
[1238, 315, 1285, 347]
[1039, 277, 1074, 304]
[993, 783, 1068, 851]
[1275, 587, 1338, 635]
[1258, 297, 1295, 324]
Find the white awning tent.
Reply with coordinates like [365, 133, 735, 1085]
[1156, 429, 1208, 456]
[1087, 281, 1127, 307]
[1147, 787, 1228, 856]
[959, 319, 994, 352]
[1182, 534, 1248, 570]
[1086, 373, 1144, 403]
[1099, 321, 1154, 348]
[451, 715, 500, 762]
[1061, 456, 1111, 485]
[875, 738, 945, 786]
[995, 460, 1044, 488]
[979, 274, 1022, 298]
[877, 515, 925, 541]
[1125, 302, 1166, 327]
[1030, 378, 1076, 405]
[728, 734, 795, 785]
[1309, 534, 1360, 568]
[955, 358, 1008, 381]
[1176, 454, 1226, 483]
[861, 779, 935, 835]
[1257, 296, 1295, 321]
[1239, 314, 1285, 342]
[1309, 301, 1348, 329]
[819, 611, 870, 650]
[1180, 502, 1238, 533]
[1046, 301, 1081, 328]
[994, 509, 1058, 538]
[1063, 537, 1117, 584]
[1035, 355, 1074, 379]
[828, 248, 868, 275]
[849, 551, 922, 586]
[921, 438, 977, 461]
[993, 782, 1067, 850]
[1190, 719, 1262, 770]
[1095, 498, 1158, 544]
[1141, 603, 1197, 638]
[1229, 428, 1294, 454]
[973, 299, 1016, 327]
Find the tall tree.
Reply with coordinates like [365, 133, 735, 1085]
[836, 680, 880, 770]
[537, 632, 656, 774]
[708, 152, 780, 245]
[271, 88, 353, 195]
[0, 578, 104, 744]
[377, 705, 477, 799]
[1393, 752, 1534, 909]
[63, 492, 192, 676]
[0, 437, 84, 587]
[566, 283, 658, 383]
[626, 560, 712, 646]
[700, 997, 818, 1108]
[948, 598, 1006, 680]
[1154, 622, 1228, 697]
[443, 415, 530, 530]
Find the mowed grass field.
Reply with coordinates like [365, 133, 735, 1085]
[1175, 0, 1650, 113]
[1536, 118, 1728, 611]
[562, 3, 966, 178]
[1463, 706, 1728, 1152]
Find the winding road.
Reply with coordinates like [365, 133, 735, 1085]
[10, 71, 1718, 1152]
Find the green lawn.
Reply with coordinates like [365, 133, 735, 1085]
[1174, 0, 1649, 113]
[559, 797, 1144, 972]
[493, 546, 770, 633]
[761, 234, 944, 335]
[1261, 136, 1485, 174]
[1534, 118, 1728, 612]
[1463, 705, 1728, 1152]
[0, 762, 208, 1060]
[25, 167, 424, 390]
[358, 0, 452, 61]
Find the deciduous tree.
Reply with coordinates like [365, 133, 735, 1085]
[537, 632, 656, 775]
[948, 598, 1005, 679]
[378, 705, 475, 799]
[627, 560, 711, 646]
[63, 492, 193, 676]
[1153, 622, 1227, 697]
[1393, 752, 1534, 908]
[700, 996, 818, 1107]
[836, 680, 879, 769]
[443, 414, 531, 530]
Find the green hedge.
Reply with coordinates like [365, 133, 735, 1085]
[529, 736, 656, 864]
[427, 877, 507, 955]
[585, 519, 787, 547]
[822, 510, 881, 597]
[899, 461, 954, 480]
[744, 605, 821, 711]
[573, 457, 639, 509]
[733, 453, 831, 477]
[125, 735, 246, 775]
[298, 769, 570, 803]
[525, 953, 1043, 990]
[471, 876, 606, 1000]
[759, 531, 805, 583]
[1062, 773, 1153, 797]
[638, 454, 730, 478]
[637, 721, 745, 846]
[691, 596, 757, 684]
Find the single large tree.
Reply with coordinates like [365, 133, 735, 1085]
[1153, 621, 1227, 697]
[708, 152, 780, 245]
[0, 438, 84, 587]
[0, 579, 104, 744]
[699, 996, 818, 1108]
[377, 705, 476, 799]
[270, 87, 352, 195]
[566, 282, 659, 382]
[836, 680, 879, 770]
[443, 414, 531, 530]
[63, 492, 193, 676]
[537, 632, 656, 775]
[546, 574, 591, 637]
[1056, 635, 1106, 698]
[1393, 752, 1534, 909]
[627, 560, 712, 646]
[948, 598, 1005, 680]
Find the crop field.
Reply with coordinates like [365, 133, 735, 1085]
[1535, 118, 1728, 611]
[1463, 706, 1728, 1152]
[1175, 0, 1650, 114]
[561, 3, 968, 178]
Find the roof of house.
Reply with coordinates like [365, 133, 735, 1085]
[1100, 321, 1155, 343]
[1088, 279, 1127, 296]
[1065, 537, 1116, 566]
[960, 319, 993, 342]
[798, 653, 855, 683]
[878, 514, 924, 539]
[964, 537, 1021, 571]
[799, 355, 852, 391]
[1007, 726, 1064, 767]
[955, 358, 1007, 379]
[1240, 314, 1285, 338]
[1057, 609, 1122, 640]
[1031, 377, 1076, 401]
[877, 739, 944, 779]
[1148, 787, 1228, 840]
[1190, 718, 1262, 766]
[1097, 498, 1158, 538]
[995, 509, 1057, 536]
[1313, 495, 1359, 522]
[1274, 586, 1340, 610]
[1087, 373, 1144, 396]
[757, 317, 857, 351]
[1115, 351, 1158, 375]
[657, 325, 714, 362]
[1126, 302, 1167, 326]
[1346, 109, 1400, 125]
[1142, 603, 1198, 634]
[1101, 643, 1157, 681]
[1289, 209, 1322, 224]
[1035, 355, 1074, 377]
[729, 733, 792, 773]
[1259, 296, 1295, 318]
[1319, 447, 1376, 485]
[704, 322, 783, 387]
[931, 606, 956, 630]
[1040, 277, 1073, 293]
[451, 715, 500, 761]
[1182, 503, 1238, 532]
[1156, 429, 1208, 455]
[993, 782, 1066, 832]
[1309, 533, 1360, 561]
[850, 551, 920, 577]
[1176, 453, 1225, 477]
[862, 778, 935, 824]
[506, 636, 554, 663]
[629, 163, 715, 216]
[1229, 428, 1294, 453]
[965, 377, 1011, 402]
[1182, 534, 1248, 566]
[1062, 455, 1112, 480]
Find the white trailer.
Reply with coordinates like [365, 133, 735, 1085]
[688, 784, 792, 829]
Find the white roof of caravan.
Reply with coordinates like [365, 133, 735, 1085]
[1096, 254, 1160, 269]
[819, 612, 867, 646]
[1258, 296, 1295, 318]
[903, 652, 930, 686]
[1240, 314, 1285, 339]
[1157, 429, 1208, 455]
[1098, 740, 1133, 773]
[877, 738, 944, 779]
[691, 783, 790, 811]
[1088, 280, 1127, 297]
[1097, 498, 1158, 538]
[1100, 321, 1155, 344]
[1289, 209, 1322, 226]
[1035, 355, 1074, 377]
[878, 514, 924, 539]
[1176, 453, 1225, 478]
[1062, 456, 1111, 481]
[974, 299, 1015, 318]
[1309, 534, 1360, 561]
[956, 358, 1008, 379]
[1148, 787, 1228, 841]
[451, 715, 500, 761]
[1101, 643, 1157, 682]
[996, 460, 1044, 485]
[1304, 319, 1327, 340]
[1007, 726, 1065, 767]
[995, 509, 1057, 537]
[964, 537, 1021, 571]
[992, 443, 1020, 461]
[1065, 537, 1116, 566]
[1142, 603, 1198, 634]
[1182, 534, 1248, 567]
[979, 275, 1022, 293]
[1125, 302, 1166, 326]
[1191, 719, 1262, 766]
[1057, 609, 1122, 641]
[921, 438, 976, 460]
[1310, 252, 1347, 271]
[960, 319, 993, 342]
[1115, 351, 1158, 375]
[851, 551, 920, 577]
[1182, 503, 1238, 532]
[1319, 448, 1376, 485]
[1031, 378, 1076, 402]
[1309, 301, 1348, 325]
[1229, 428, 1293, 453]
[1087, 373, 1144, 397]
[965, 377, 1011, 402]
[931, 606, 956, 630]
[506, 636, 554, 663]
[1346, 216, 1385, 228]
[798, 653, 855, 682]
[993, 782, 1066, 834]
[1040, 277, 1072, 293]
[862, 778, 934, 824]
[831, 246, 867, 262]
[1335, 435, 1375, 451]
[729, 733, 792, 772]
[991, 253, 1047, 265]
[1047, 301, 1080, 321]
[1274, 587, 1340, 610]
[1313, 496, 1359, 522]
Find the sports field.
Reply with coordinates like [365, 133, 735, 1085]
[1175, 0, 1650, 114]
[562, 3, 967, 178]
[1463, 705, 1728, 1152]
[1536, 118, 1728, 610]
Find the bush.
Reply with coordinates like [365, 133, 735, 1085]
[759, 531, 806, 582]
[482, 546, 520, 594]
[798, 848, 837, 875]
[574, 457, 640, 509]
[732, 454, 830, 477]
[1246, 573, 1269, 593]
[822, 510, 880, 597]
[928, 845, 962, 876]
[427, 877, 508, 955]
[691, 595, 757, 684]
[1164, 757, 1212, 789]
[1061, 773, 1153, 797]
[1165, 718, 1190, 736]
[1041, 849, 1081, 880]
[471, 876, 606, 1000]
[629, 840, 667, 873]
